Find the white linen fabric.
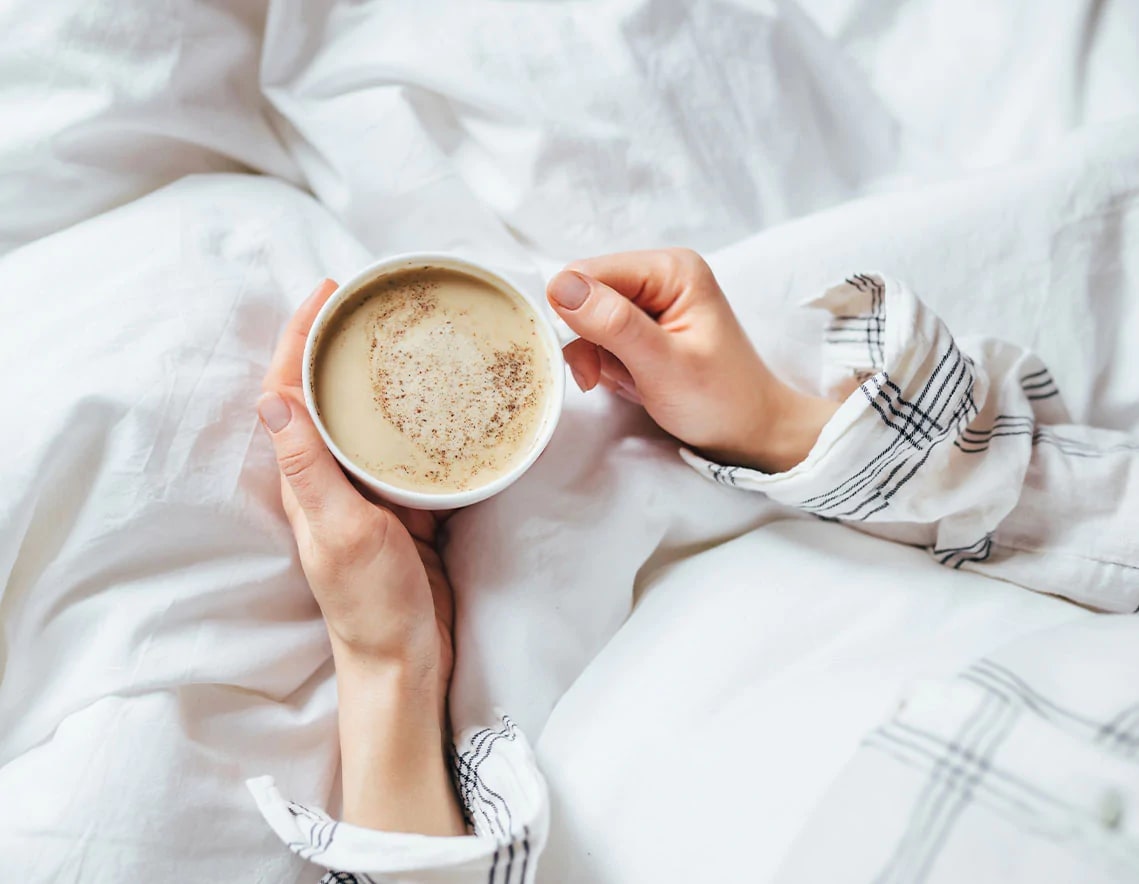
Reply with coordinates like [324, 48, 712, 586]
[248, 277, 1139, 881]
[258, 0, 911, 268]
[2, 1, 1139, 882]
[0, 0, 298, 255]
[799, 0, 1139, 170]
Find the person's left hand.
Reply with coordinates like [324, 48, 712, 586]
[257, 280, 454, 707]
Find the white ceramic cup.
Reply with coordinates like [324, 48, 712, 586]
[302, 253, 566, 510]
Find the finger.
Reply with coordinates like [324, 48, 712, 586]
[279, 473, 302, 525]
[264, 279, 339, 392]
[258, 390, 360, 521]
[598, 354, 643, 405]
[547, 271, 667, 380]
[387, 503, 438, 545]
[562, 338, 601, 392]
[614, 385, 643, 405]
[417, 539, 455, 634]
[348, 478, 450, 540]
[597, 348, 634, 389]
[565, 248, 709, 318]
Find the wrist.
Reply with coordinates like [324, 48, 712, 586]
[332, 642, 446, 724]
[705, 376, 839, 475]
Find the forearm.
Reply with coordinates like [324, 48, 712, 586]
[335, 651, 467, 837]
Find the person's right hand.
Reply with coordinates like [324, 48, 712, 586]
[547, 249, 838, 474]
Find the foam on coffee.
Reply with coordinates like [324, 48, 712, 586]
[312, 266, 551, 493]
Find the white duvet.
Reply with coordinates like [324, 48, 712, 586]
[1, 1, 1138, 881]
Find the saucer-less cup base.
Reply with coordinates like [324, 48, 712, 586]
[302, 253, 566, 510]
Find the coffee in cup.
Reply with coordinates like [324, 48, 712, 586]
[304, 256, 563, 507]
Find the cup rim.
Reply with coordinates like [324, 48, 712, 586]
[301, 252, 565, 510]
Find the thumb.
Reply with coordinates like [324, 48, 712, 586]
[547, 270, 667, 377]
[257, 391, 359, 520]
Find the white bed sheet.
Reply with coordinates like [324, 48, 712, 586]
[1, 1, 1138, 881]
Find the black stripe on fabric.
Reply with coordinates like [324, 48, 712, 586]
[957, 660, 1139, 761]
[884, 378, 943, 434]
[1026, 389, 1060, 401]
[1020, 367, 1050, 382]
[454, 751, 505, 838]
[835, 274, 886, 370]
[1099, 705, 1139, 756]
[795, 280, 979, 522]
[954, 406, 1089, 453]
[954, 414, 1040, 453]
[519, 827, 531, 884]
[453, 743, 499, 837]
[862, 379, 927, 449]
[798, 344, 958, 509]
[933, 534, 992, 568]
[455, 717, 519, 840]
[959, 415, 1034, 437]
[827, 321, 879, 334]
[306, 818, 336, 859]
[872, 688, 1014, 884]
[1020, 378, 1056, 391]
[951, 541, 991, 569]
[454, 726, 503, 837]
[1035, 428, 1139, 458]
[287, 801, 328, 822]
[866, 722, 1077, 824]
[879, 360, 978, 510]
[965, 660, 1102, 730]
[874, 697, 992, 884]
[286, 802, 337, 860]
[504, 841, 515, 884]
[488, 845, 499, 884]
[706, 463, 740, 486]
[855, 273, 887, 368]
[826, 336, 883, 345]
[844, 366, 971, 521]
[954, 430, 1034, 452]
[931, 535, 990, 556]
[867, 732, 1040, 822]
[890, 713, 1099, 812]
[909, 695, 1013, 883]
[450, 744, 477, 829]
[804, 347, 970, 519]
[467, 731, 518, 836]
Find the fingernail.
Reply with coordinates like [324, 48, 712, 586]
[617, 380, 643, 405]
[305, 278, 333, 304]
[549, 271, 591, 310]
[570, 367, 588, 392]
[258, 392, 291, 433]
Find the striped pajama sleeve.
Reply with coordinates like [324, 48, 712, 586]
[247, 713, 547, 883]
[684, 273, 1139, 612]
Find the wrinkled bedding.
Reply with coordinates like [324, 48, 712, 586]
[1, 1, 1137, 881]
